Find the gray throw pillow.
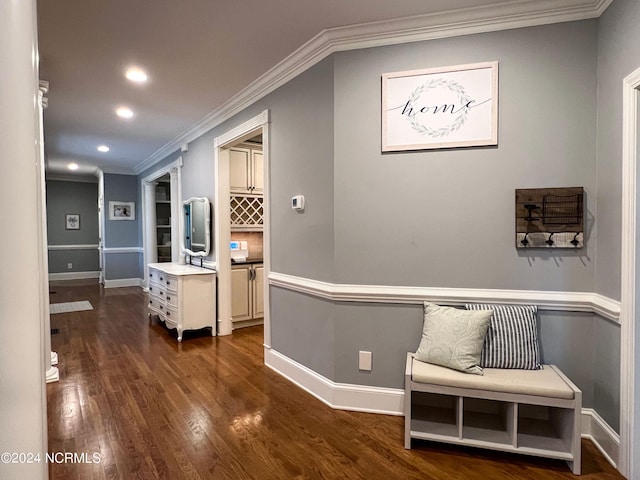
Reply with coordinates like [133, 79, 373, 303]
[416, 302, 492, 375]
[465, 304, 542, 370]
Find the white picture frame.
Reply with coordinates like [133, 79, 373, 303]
[109, 201, 135, 220]
[382, 61, 498, 151]
[65, 213, 80, 230]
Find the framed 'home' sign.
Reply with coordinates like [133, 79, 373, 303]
[382, 61, 498, 152]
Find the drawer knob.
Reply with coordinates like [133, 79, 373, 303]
[166, 296, 171, 301]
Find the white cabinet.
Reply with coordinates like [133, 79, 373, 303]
[231, 263, 264, 325]
[148, 263, 216, 341]
[229, 143, 264, 231]
[229, 144, 263, 194]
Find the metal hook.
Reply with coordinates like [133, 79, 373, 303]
[545, 232, 555, 246]
[570, 232, 580, 247]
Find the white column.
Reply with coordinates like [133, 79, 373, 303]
[0, 0, 48, 478]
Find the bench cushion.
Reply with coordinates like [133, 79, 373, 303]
[411, 358, 574, 400]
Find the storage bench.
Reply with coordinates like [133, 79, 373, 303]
[404, 353, 582, 475]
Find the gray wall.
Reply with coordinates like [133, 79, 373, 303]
[149, 17, 623, 434]
[273, 20, 616, 428]
[595, 0, 640, 467]
[333, 21, 597, 291]
[103, 173, 141, 280]
[46, 179, 99, 273]
[141, 58, 337, 276]
[595, 0, 640, 302]
[104, 173, 140, 248]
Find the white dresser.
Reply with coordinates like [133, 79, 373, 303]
[147, 263, 216, 341]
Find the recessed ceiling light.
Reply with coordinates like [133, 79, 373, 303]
[116, 106, 134, 119]
[68, 163, 79, 171]
[125, 67, 148, 84]
[97, 145, 110, 153]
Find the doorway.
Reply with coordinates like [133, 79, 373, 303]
[213, 110, 270, 343]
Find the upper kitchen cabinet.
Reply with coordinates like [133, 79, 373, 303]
[229, 143, 263, 195]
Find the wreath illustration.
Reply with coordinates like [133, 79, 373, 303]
[406, 78, 471, 138]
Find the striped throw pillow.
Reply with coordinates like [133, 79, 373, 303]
[464, 304, 542, 370]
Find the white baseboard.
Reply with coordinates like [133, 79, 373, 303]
[103, 278, 144, 288]
[49, 271, 100, 281]
[265, 347, 405, 416]
[581, 408, 619, 469]
[46, 366, 59, 383]
[266, 347, 619, 468]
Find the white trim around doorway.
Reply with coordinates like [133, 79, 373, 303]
[619, 66, 640, 480]
[213, 110, 270, 340]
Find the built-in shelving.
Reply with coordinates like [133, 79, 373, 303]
[155, 175, 171, 262]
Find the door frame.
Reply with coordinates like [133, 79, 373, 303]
[620, 66, 640, 479]
[140, 157, 183, 288]
[213, 110, 270, 340]
[97, 170, 105, 284]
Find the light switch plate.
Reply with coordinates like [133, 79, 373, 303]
[359, 351, 372, 371]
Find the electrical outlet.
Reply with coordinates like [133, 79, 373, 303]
[67, 263, 72, 270]
[358, 351, 372, 371]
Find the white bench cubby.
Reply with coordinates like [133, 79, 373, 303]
[405, 353, 582, 475]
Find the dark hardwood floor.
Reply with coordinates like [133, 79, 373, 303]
[47, 280, 623, 479]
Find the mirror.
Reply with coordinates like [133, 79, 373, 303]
[183, 197, 211, 257]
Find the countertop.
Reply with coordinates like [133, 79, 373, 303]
[148, 262, 216, 275]
[231, 258, 263, 265]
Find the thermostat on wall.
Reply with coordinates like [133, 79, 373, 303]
[291, 195, 305, 211]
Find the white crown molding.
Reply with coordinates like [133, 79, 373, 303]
[268, 271, 621, 323]
[48, 244, 99, 251]
[265, 345, 618, 468]
[135, 0, 610, 174]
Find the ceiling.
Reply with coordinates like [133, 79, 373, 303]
[37, 0, 602, 178]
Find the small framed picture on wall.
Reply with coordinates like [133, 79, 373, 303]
[65, 214, 80, 230]
[109, 201, 135, 220]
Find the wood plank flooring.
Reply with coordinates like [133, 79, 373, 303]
[47, 280, 623, 479]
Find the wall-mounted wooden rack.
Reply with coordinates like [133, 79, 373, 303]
[515, 187, 584, 249]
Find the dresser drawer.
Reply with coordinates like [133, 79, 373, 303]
[148, 282, 163, 297]
[148, 294, 163, 314]
[149, 268, 162, 285]
[165, 274, 178, 293]
[165, 305, 178, 328]
[165, 290, 178, 308]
